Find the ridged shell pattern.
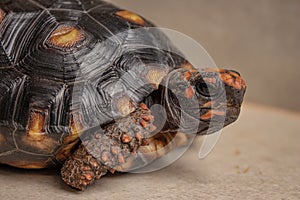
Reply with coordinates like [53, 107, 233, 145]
[0, 0, 183, 167]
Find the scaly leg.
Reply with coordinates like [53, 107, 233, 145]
[61, 103, 189, 191]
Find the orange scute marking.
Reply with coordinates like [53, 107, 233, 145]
[9, 161, 48, 169]
[116, 10, 145, 25]
[0, 133, 4, 144]
[25, 109, 59, 154]
[115, 96, 135, 116]
[28, 110, 46, 141]
[0, 9, 6, 23]
[146, 69, 168, 89]
[48, 25, 85, 49]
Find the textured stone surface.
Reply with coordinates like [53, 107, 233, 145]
[0, 103, 299, 199]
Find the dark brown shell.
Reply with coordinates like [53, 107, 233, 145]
[0, 0, 184, 168]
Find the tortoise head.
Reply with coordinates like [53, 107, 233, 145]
[164, 68, 246, 134]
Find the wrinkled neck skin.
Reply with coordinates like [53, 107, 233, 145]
[144, 85, 183, 134]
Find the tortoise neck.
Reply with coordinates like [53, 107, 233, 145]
[144, 86, 182, 133]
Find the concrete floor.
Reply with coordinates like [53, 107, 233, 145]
[0, 103, 299, 199]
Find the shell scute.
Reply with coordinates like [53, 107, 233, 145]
[0, 0, 176, 169]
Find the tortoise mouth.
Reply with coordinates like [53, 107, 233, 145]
[196, 104, 241, 135]
[224, 105, 241, 125]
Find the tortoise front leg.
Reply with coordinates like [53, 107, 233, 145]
[61, 103, 189, 191]
[61, 103, 154, 190]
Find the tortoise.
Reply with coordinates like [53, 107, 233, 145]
[0, 0, 246, 191]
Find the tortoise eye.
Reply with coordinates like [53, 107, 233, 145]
[195, 79, 220, 98]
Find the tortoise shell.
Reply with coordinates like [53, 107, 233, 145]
[0, 0, 183, 169]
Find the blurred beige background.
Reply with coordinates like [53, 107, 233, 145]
[111, 0, 300, 111]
